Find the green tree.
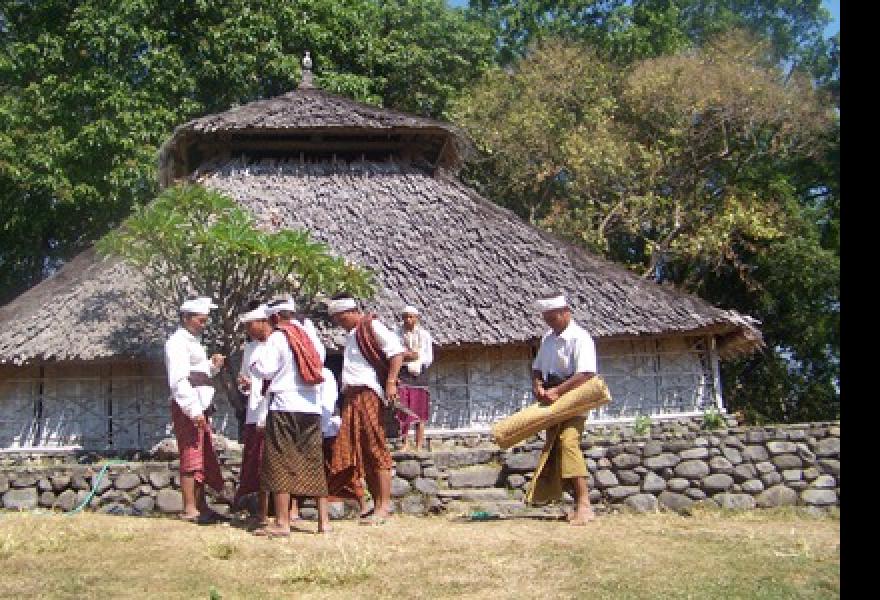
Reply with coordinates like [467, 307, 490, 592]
[451, 33, 839, 421]
[468, 0, 832, 66]
[0, 0, 494, 304]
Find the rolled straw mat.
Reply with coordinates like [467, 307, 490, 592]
[491, 377, 611, 450]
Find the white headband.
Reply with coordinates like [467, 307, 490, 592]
[402, 305, 419, 316]
[535, 295, 567, 312]
[239, 304, 269, 323]
[180, 296, 218, 314]
[327, 298, 357, 315]
[266, 299, 296, 315]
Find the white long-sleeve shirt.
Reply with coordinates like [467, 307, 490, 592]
[317, 368, 341, 438]
[340, 318, 405, 400]
[395, 324, 434, 377]
[532, 320, 598, 417]
[240, 340, 268, 426]
[248, 321, 325, 419]
[164, 326, 220, 419]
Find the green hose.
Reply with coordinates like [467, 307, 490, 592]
[65, 459, 127, 516]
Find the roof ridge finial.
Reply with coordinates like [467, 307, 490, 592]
[299, 51, 314, 89]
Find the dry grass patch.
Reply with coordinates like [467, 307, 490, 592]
[0, 508, 838, 599]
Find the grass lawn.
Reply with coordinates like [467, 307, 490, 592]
[0, 507, 839, 599]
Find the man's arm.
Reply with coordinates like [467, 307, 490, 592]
[544, 371, 595, 403]
[532, 369, 548, 403]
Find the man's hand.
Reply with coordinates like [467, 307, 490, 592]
[237, 374, 251, 391]
[544, 387, 561, 404]
[533, 382, 549, 404]
[193, 414, 207, 429]
[384, 380, 399, 407]
[211, 353, 225, 369]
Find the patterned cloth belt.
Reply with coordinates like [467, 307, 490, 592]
[187, 371, 213, 387]
[543, 373, 571, 388]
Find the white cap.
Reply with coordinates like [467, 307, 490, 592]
[239, 304, 269, 323]
[326, 297, 358, 315]
[266, 298, 296, 315]
[180, 296, 218, 315]
[535, 295, 567, 312]
[402, 305, 420, 316]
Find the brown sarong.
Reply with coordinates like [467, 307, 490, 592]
[233, 423, 265, 504]
[525, 415, 588, 505]
[260, 411, 328, 496]
[323, 436, 365, 501]
[326, 386, 393, 498]
[170, 400, 224, 493]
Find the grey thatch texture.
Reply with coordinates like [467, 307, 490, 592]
[158, 87, 469, 186]
[0, 160, 761, 365]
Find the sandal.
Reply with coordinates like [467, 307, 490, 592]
[358, 516, 387, 526]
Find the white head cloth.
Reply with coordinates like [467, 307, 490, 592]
[327, 297, 357, 315]
[239, 304, 269, 323]
[402, 305, 420, 316]
[266, 298, 296, 315]
[180, 296, 218, 315]
[535, 295, 567, 313]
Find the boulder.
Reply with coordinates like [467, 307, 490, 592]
[115, 473, 141, 491]
[674, 460, 710, 479]
[447, 466, 502, 489]
[714, 493, 756, 511]
[593, 469, 619, 489]
[155, 489, 183, 513]
[801, 489, 837, 506]
[391, 477, 411, 498]
[605, 486, 640, 501]
[641, 472, 667, 493]
[395, 460, 422, 480]
[756, 485, 797, 508]
[3, 488, 38, 510]
[57, 489, 78, 512]
[643, 453, 680, 470]
[624, 494, 659, 514]
[658, 491, 694, 514]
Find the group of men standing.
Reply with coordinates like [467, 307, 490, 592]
[164, 293, 435, 535]
[165, 290, 598, 533]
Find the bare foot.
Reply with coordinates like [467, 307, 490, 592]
[253, 525, 290, 538]
[568, 509, 596, 526]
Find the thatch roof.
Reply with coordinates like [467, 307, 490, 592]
[0, 159, 762, 365]
[158, 84, 470, 186]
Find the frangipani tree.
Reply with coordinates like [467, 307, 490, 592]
[97, 183, 374, 358]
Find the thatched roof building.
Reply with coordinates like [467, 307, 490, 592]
[0, 58, 762, 447]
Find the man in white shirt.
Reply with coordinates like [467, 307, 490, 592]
[164, 296, 226, 523]
[325, 294, 404, 524]
[247, 297, 329, 536]
[527, 294, 597, 525]
[395, 305, 434, 451]
[232, 303, 272, 527]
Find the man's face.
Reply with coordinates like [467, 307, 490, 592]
[542, 307, 570, 333]
[245, 319, 271, 342]
[402, 313, 418, 330]
[331, 309, 358, 330]
[183, 313, 209, 336]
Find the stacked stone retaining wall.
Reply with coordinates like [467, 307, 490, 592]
[0, 419, 840, 517]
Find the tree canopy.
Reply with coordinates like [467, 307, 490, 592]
[0, 0, 494, 304]
[451, 31, 839, 421]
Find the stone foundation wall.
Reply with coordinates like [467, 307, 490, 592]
[0, 419, 840, 517]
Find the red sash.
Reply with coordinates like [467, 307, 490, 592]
[275, 322, 325, 385]
[355, 314, 390, 386]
